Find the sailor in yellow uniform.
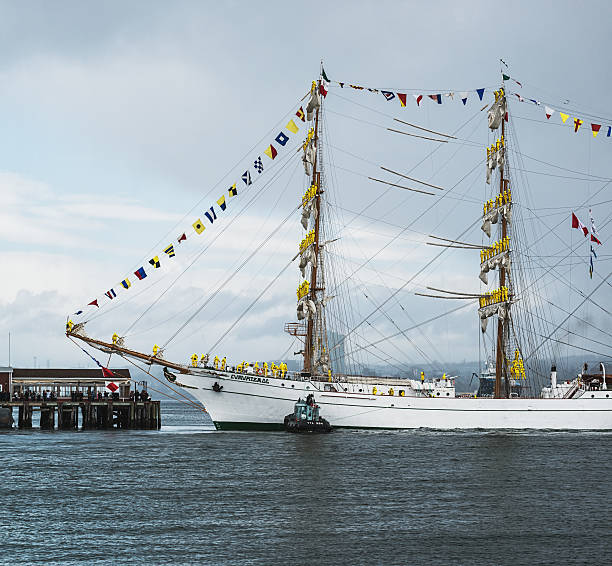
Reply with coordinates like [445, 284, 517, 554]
[152, 343, 159, 355]
[214, 355, 220, 369]
[280, 363, 286, 378]
[328, 369, 332, 381]
[263, 362, 269, 377]
[66, 319, 74, 332]
[243, 361, 249, 373]
[112, 333, 119, 345]
[221, 357, 227, 370]
[254, 362, 260, 374]
[271, 363, 277, 377]
[237, 361, 243, 373]
[190, 354, 198, 367]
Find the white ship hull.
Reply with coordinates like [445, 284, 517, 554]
[179, 370, 612, 431]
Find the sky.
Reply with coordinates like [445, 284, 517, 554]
[0, 0, 611, 374]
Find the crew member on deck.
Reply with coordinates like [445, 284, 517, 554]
[237, 361, 243, 373]
[254, 362, 260, 374]
[221, 357, 227, 370]
[66, 319, 73, 332]
[214, 355, 220, 369]
[263, 362, 268, 377]
[421, 371, 425, 385]
[191, 354, 198, 367]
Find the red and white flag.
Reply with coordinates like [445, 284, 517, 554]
[571, 212, 589, 237]
[413, 94, 423, 107]
[105, 381, 119, 393]
[319, 80, 328, 98]
[545, 106, 554, 120]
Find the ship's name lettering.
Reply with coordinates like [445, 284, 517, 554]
[230, 374, 270, 384]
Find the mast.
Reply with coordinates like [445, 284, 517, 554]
[494, 103, 508, 398]
[303, 81, 321, 374]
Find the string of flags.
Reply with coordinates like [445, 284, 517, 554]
[73, 97, 312, 316]
[327, 67, 611, 142]
[512, 93, 611, 139]
[330, 78, 490, 107]
[571, 211, 603, 279]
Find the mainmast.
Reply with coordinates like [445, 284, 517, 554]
[494, 115, 508, 398]
[480, 84, 511, 397]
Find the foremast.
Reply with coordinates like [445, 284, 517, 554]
[304, 105, 321, 375]
[295, 78, 328, 376]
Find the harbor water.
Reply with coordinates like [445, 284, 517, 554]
[1, 400, 610, 565]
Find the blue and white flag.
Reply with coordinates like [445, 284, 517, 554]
[204, 206, 217, 224]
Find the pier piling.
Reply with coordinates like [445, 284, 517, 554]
[1, 399, 161, 431]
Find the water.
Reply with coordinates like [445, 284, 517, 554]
[1, 401, 610, 565]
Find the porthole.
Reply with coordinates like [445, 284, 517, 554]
[291, 384, 295, 388]
[607, 394, 609, 398]
[591, 395, 595, 398]
[359, 389, 363, 392]
[391, 404, 395, 407]
[306, 386, 310, 390]
[281, 383, 285, 387]
[446, 392, 450, 396]
[344, 388, 348, 392]
[436, 392, 440, 396]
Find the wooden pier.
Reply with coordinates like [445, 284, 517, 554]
[2, 399, 161, 430]
[0, 366, 162, 430]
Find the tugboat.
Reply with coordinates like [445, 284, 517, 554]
[284, 394, 332, 433]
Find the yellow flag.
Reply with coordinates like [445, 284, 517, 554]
[193, 219, 205, 234]
[285, 119, 299, 134]
[559, 112, 569, 123]
[573, 118, 583, 132]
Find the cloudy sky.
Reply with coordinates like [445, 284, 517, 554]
[1, 0, 611, 373]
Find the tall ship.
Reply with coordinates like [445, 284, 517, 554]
[67, 67, 611, 430]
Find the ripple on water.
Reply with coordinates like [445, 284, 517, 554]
[1, 401, 610, 566]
